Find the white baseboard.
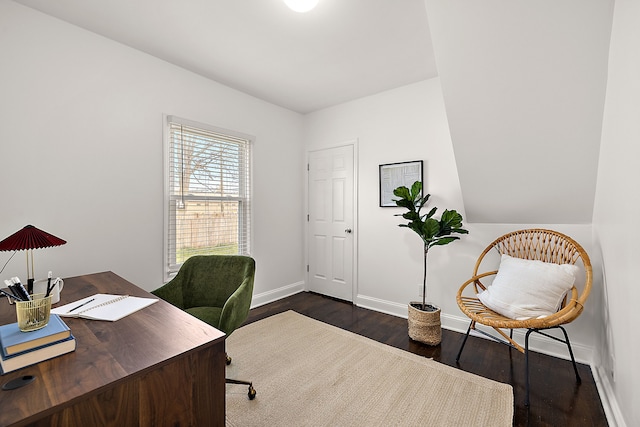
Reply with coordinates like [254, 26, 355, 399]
[251, 281, 305, 308]
[592, 364, 627, 427]
[356, 293, 593, 363]
[355, 294, 409, 318]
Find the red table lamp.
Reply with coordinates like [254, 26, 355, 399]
[0, 225, 67, 293]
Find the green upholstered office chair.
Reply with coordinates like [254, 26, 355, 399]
[152, 255, 257, 399]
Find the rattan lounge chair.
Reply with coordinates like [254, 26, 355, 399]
[455, 229, 592, 405]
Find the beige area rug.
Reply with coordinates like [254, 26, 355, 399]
[225, 311, 513, 427]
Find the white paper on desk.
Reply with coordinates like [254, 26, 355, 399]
[51, 294, 158, 321]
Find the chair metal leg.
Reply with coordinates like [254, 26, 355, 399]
[226, 378, 252, 386]
[226, 353, 256, 399]
[525, 326, 581, 406]
[458, 320, 581, 407]
[456, 322, 473, 363]
[525, 329, 533, 407]
[558, 326, 581, 384]
[226, 378, 256, 399]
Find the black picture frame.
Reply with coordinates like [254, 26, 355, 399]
[379, 160, 423, 207]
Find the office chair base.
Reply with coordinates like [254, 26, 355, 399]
[226, 378, 256, 399]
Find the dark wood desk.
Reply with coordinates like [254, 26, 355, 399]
[0, 271, 226, 427]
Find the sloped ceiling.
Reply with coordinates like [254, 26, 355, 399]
[424, 0, 614, 223]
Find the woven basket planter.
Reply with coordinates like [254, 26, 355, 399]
[408, 302, 442, 346]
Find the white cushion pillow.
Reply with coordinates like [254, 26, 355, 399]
[477, 254, 579, 320]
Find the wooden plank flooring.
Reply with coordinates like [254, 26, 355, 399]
[244, 291, 608, 427]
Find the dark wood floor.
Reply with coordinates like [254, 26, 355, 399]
[245, 291, 608, 427]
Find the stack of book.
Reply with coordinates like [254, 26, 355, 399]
[0, 314, 76, 374]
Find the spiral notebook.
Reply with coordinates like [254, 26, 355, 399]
[51, 294, 158, 321]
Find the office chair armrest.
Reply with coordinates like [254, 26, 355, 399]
[219, 276, 254, 334]
[151, 279, 185, 309]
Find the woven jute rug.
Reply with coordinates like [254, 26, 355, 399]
[225, 311, 513, 426]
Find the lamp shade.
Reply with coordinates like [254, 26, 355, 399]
[0, 225, 67, 251]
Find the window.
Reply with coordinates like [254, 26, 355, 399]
[164, 116, 252, 278]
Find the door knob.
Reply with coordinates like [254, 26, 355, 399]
[345, 228, 352, 234]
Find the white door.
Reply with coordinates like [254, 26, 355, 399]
[307, 144, 355, 301]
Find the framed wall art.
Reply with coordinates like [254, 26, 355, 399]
[379, 160, 423, 207]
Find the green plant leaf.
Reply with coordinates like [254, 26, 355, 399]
[441, 209, 462, 225]
[410, 181, 422, 199]
[402, 211, 420, 222]
[439, 210, 467, 235]
[430, 237, 459, 247]
[408, 221, 423, 235]
[393, 186, 411, 199]
[422, 218, 440, 240]
[425, 206, 437, 219]
[395, 199, 415, 210]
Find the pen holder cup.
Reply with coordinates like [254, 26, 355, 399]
[16, 293, 52, 332]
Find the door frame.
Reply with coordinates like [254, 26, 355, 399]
[305, 140, 359, 303]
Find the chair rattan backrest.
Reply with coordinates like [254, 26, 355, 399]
[473, 229, 593, 318]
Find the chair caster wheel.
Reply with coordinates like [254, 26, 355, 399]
[226, 355, 232, 365]
[248, 385, 256, 400]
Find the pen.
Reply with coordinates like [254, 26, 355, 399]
[4, 280, 21, 300]
[0, 288, 24, 302]
[45, 271, 53, 297]
[47, 277, 59, 298]
[67, 298, 95, 313]
[7, 284, 24, 301]
[12, 277, 31, 301]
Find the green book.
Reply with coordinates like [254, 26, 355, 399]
[0, 314, 71, 357]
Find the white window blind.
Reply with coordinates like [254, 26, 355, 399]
[165, 116, 252, 276]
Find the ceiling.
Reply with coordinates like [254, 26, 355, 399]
[15, 0, 437, 114]
[12, 0, 613, 224]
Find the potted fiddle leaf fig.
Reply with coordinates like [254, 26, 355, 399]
[393, 181, 468, 345]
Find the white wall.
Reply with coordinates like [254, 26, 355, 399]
[304, 78, 599, 363]
[305, 79, 465, 310]
[424, 0, 612, 224]
[0, 1, 305, 297]
[593, 0, 640, 425]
